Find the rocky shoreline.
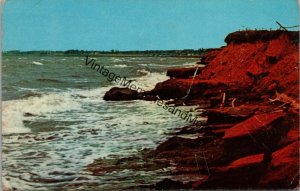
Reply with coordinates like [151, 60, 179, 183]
[99, 30, 299, 189]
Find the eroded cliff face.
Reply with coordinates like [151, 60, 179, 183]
[149, 30, 299, 190]
[101, 30, 299, 189]
[199, 30, 299, 99]
[152, 30, 299, 103]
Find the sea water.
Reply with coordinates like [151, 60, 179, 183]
[2, 55, 200, 190]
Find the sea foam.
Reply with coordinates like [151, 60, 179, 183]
[131, 71, 168, 91]
[113, 64, 128, 68]
[32, 61, 44, 65]
[2, 92, 81, 135]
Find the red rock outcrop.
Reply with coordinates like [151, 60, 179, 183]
[150, 30, 299, 189]
[259, 141, 299, 188]
[199, 31, 299, 99]
[223, 112, 285, 140]
[199, 48, 223, 65]
[193, 154, 266, 189]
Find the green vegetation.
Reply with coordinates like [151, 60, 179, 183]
[3, 49, 212, 57]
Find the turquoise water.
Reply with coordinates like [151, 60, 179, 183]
[2, 55, 201, 190]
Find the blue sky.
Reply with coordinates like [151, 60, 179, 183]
[2, 0, 299, 51]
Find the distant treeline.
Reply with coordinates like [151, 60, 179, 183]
[3, 48, 213, 57]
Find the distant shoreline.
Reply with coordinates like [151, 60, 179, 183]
[2, 49, 215, 58]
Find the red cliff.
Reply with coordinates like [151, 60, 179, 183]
[102, 30, 299, 189]
[152, 30, 299, 102]
[150, 30, 299, 189]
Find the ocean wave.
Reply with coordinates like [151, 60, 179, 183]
[2, 85, 116, 136]
[111, 58, 124, 63]
[32, 61, 44, 65]
[113, 64, 128, 68]
[68, 74, 82, 78]
[17, 87, 39, 91]
[132, 71, 168, 91]
[2, 100, 31, 135]
[138, 64, 148, 66]
[21, 92, 42, 98]
[136, 69, 151, 76]
[149, 63, 170, 67]
[37, 78, 63, 83]
[182, 62, 196, 66]
[2, 92, 82, 135]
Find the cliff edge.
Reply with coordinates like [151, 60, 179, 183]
[102, 30, 299, 189]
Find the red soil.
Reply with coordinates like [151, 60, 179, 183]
[199, 31, 299, 99]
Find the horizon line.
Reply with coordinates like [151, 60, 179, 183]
[2, 48, 218, 52]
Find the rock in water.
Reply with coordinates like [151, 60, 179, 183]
[103, 87, 138, 101]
